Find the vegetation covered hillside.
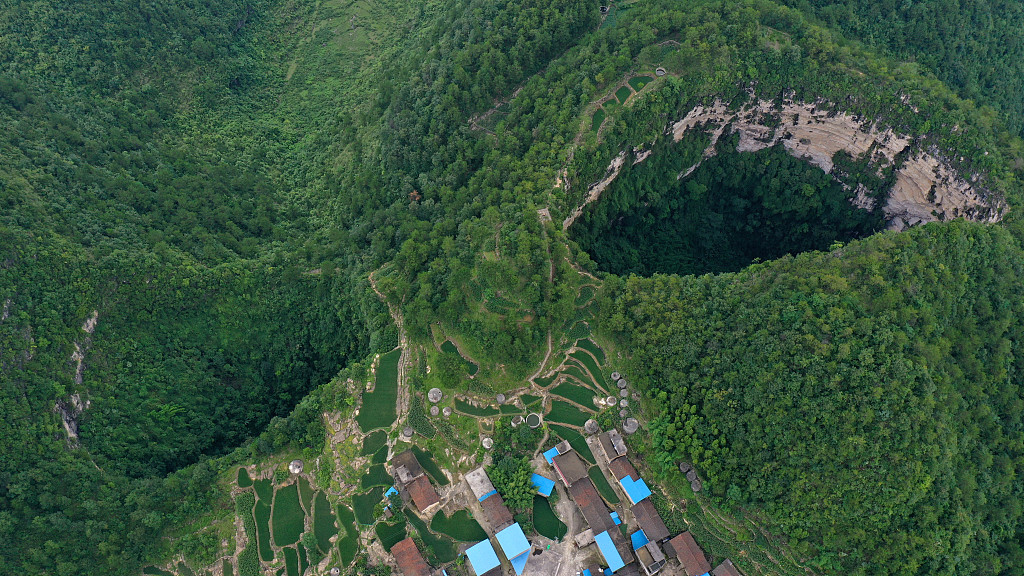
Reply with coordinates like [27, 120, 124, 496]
[603, 223, 1024, 573]
[1, 0, 1024, 575]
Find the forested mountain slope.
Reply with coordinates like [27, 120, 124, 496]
[602, 222, 1024, 573]
[1, 0, 1024, 575]
[780, 0, 1024, 137]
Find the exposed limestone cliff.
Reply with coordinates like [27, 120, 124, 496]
[566, 96, 1005, 231]
[668, 97, 1004, 230]
[55, 310, 98, 444]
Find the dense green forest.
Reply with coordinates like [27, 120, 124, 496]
[603, 222, 1024, 574]
[780, 0, 1024, 137]
[1, 0, 1024, 574]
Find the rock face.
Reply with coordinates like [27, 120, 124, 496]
[667, 97, 1004, 229]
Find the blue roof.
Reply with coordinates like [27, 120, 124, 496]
[583, 570, 593, 576]
[479, 489, 498, 502]
[630, 530, 649, 550]
[531, 473, 555, 497]
[603, 570, 612, 576]
[620, 476, 652, 503]
[609, 511, 621, 525]
[594, 531, 626, 572]
[496, 523, 531, 559]
[510, 552, 529, 575]
[543, 446, 561, 464]
[384, 486, 399, 499]
[466, 541, 501, 576]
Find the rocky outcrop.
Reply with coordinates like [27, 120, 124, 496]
[55, 310, 98, 444]
[667, 97, 1005, 229]
[562, 151, 627, 229]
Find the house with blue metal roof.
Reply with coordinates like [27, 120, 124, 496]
[531, 473, 555, 497]
[495, 523, 532, 575]
[619, 475, 652, 504]
[594, 530, 627, 572]
[466, 540, 502, 576]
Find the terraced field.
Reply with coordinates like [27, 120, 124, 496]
[411, 446, 450, 485]
[357, 348, 402, 431]
[549, 424, 596, 463]
[353, 486, 385, 525]
[271, 483, 304, 547]
[455, 398, 499, 416]
[589, 466, 620, 504]
[313, 491, 337, 553]
[360, 430, 388, 455]
[375, 519, 407, 551]
[431, 510, 487, 541]
[551, 382, 598, 407]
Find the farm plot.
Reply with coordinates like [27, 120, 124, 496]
[551, 382, 598, 408]
[431, 510, 486, 541]
[589, 466, 620, 504]
[357, 348, 402, 431]
[313, 491, 337, 553]
[533, 495, 567, 539]
[411, 446, 450, 485]
[271, 483, 305, 547]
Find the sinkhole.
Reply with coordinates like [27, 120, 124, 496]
[570, 134, 886, 276]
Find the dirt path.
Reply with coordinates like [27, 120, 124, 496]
[529, 331, 554, 384]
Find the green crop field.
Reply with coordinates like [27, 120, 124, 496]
[570, 350, 604, 385]
[361, 430, 388, 455]
[361, 464, 393, 488]
[254, 500, 274, 562]
[628, 76, 654, 91]
[560, 363, 593, 386]
[455, 398, 499, 416]
[223, 559, 233, 576]
[375, 519, 407, 551]
[313, 492, 337, 553]
[357, 348, 402, 431]
[615, 85, 633, 104]
[254, 479, 273, 503]
[575, 338, 606, 366]
[143, 568, 174, 576]
[549, 424, 596, 463]
[405, 509, 458, 562]
[237, 468, 252, 488]
[589, 466, 620, 504]
[533, 495, 567, 539]
[283, 546, 299, 576]
[551, 382, 597, 407]
[411, 446, 450, 485]
[534, 374, 557, 387]
[271, 483, 305, 547]
[591, 109, 606, 132]
[431, 510, 487, 541]
[372, 445, 389, 464]
[520, 394, 543, 406]
[298, 475, 314, 514]
[336, 504, 359, 566]
[353, 486, 385, 525]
